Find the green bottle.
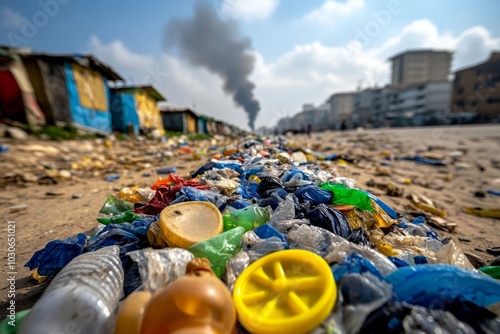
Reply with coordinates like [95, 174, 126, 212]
[223, 205, 271, 232]
[97, 210, 140, 225]
[188, 226, 245, 277]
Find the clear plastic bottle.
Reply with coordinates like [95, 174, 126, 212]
[140, 258, 237, 334]
[20, 246, 124, 334]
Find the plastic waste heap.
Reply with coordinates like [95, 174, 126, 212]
[13, 136, 500, 334]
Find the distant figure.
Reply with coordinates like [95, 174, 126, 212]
[307, 124, 312, 138]
[341, 120, 347, 132]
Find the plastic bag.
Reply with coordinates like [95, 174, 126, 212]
[192, 160, 243, 178]
[237, 180, 261, 199]
[223, 250, 250, 292]
[346, 228, 373, 247]
[402, 307, 475, 334]
[127, 248, 194, 293]
[187, 226, 245, 277]
[294, 183, 333, 205]
[257, 176, 284, 197]
[307, 204, 352, 238]
[287, 224, 346, 259]
[171, 187, 227, 212]
[386, 264, 500, 308]
[340, 272, 393, 334]
[320, 182, 374, 212]
[270, 194, 295, 223]
[331, 253, 385, 282]
[25, 233, 87, 276]
[253, 223, 287, 244]
[246, 236, 287, 262]
[205, 178, 240, 196]
[269, 218, 310, 236]
[325, 240, 397, 276]
[435, 239, 475, 270]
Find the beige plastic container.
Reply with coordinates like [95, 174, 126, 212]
[158, 201, 223, 249]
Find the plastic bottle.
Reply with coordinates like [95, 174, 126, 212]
[114, 291, 152, 334]
[19, 246, 124, 334]
[140, 258, 237, 334]
[222, 204, 271, 232]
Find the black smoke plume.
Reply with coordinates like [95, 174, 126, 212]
[165, 1, 260, 130]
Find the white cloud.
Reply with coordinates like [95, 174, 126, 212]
[304, 0, 365, 24]
[220, 0, 279, 21]
[252, 19, 500, 128]
[1, 7, 26, 30]
[87, 36, 248, 128]
[366, 19, 500, 71]
[86, 20, 500, 130]
[88, 35, 155, 71]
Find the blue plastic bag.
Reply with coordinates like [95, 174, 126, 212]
[386, 264, 500, 307]
[25, 233, 87, 276]
[294, 183, 333, 205]
[237, 180, 261, 199]
[331, 253, 385, 282]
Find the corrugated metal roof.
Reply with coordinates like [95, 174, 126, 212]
[111, 85, 167, 101]
[19, 52, 124, 81]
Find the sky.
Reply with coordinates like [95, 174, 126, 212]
[1, 0, 500, 130]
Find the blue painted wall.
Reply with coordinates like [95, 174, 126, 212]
[64, 63, 112, 133]
[198, 118, 208, 134]
[110, 92, 139, 134]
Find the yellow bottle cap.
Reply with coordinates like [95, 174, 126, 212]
[159, 201, 223, 249]
[233, 249, 336, 334]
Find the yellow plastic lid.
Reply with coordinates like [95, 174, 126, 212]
[233, 249, 336, 334]
[159, 202, 223, 249]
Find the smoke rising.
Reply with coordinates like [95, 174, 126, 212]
[164, 1, 260, 130]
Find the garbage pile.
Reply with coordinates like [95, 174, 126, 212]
[5, 137, 500, 333]
[0, 130, 231, 189]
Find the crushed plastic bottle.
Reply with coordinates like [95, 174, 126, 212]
[20, 246, 124, 334]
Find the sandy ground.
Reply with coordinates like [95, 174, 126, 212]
[1, 124, 499, 319]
